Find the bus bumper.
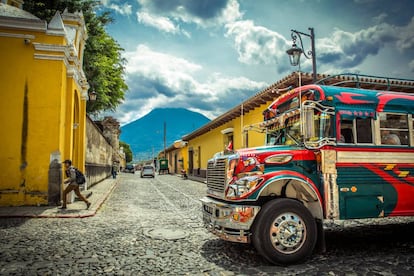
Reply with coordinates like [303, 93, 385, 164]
[200, 196, 261, 243]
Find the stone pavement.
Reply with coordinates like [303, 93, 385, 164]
[0, 174, 413, 275]
[0, 178, 118, 218]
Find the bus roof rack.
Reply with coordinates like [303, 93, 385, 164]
[315, 73, 414, 92]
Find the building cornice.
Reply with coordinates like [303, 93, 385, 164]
[33, 42, 70, 67]
[0, 15, 46, 31]
[0, 31, 34, 39]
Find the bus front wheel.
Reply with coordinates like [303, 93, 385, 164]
[252, 198, 317, 265]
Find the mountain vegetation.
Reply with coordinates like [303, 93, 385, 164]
[120, 108, 210, 161]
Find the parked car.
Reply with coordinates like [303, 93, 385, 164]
[141, 165, 155, 178]
[124, 164, 135, 173]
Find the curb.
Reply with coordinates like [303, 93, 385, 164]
[0, 180, 119, 219]
[85, 179, 119, 218]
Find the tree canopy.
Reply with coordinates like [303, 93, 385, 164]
[23, 0, 128, 114]
[120, 141, 133, 163]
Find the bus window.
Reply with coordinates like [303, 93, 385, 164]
[379, 113, 409, 145]
[339, 120, 354, 143]
[338, 118, 373, 144]
[356, 118, 373, 143]
[412, 116, 414, 146]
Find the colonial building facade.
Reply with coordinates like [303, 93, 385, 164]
[0, 1, 89, 205]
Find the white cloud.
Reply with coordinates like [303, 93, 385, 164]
[222, 10, 414, 75]
[110, 3, 132, 15]
[110, 45, 267, 124]
[219, 0, 243, 25]
[372, 13, 388, 25]
[225, 20, 291, 72]
[137, 12, 183, 35]
[316, 15, 414, 71]
[125, 44, 201, 91]
[180, 0, 243, 27]
[396, 17, 414, 50]
[409, 60, 414, 72]
[100, 1, 414, 127]
[136, 0, 242, 29]
[100, 0, 132, 15]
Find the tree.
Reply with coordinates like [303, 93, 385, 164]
[23, 0, 128, 114]
[120, 141, 133, 163]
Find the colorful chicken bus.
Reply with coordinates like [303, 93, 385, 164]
[201, 83, 414, 264]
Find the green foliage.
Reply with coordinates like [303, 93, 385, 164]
[23, 0, 128, 114]
[120, 141, 133, 163]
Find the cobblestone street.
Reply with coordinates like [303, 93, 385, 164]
[0, 173, 413, 275]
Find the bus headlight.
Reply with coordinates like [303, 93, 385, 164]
[226, 175, 262, 199]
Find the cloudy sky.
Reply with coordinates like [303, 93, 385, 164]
[99, 0, 414, 125]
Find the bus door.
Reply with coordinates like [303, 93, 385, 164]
[336, 111, 386, 219]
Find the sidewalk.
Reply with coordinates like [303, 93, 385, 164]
[0, 178, 119, 218]
[187, 175, 206, 183]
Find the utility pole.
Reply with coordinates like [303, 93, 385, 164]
[163, 121, 166, 158]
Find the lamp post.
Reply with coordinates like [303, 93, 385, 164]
[286, 27, 317, 83]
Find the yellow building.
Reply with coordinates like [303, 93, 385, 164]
[0, 2, 89, 206]
[160, 140, 188, 175]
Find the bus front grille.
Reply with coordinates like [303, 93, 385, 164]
[206, 158, 227, 195]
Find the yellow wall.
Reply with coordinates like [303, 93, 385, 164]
[0, 8, 88, 206]
[0, 36, 34, 204]
[185, 101, 272, 172]
[158, 144, 187, 174]
[179, 146, 187, 172]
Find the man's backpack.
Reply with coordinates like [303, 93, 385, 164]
[74, 168, 86, 184]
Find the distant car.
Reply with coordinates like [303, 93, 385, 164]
[124, 164, 135, 173]
[141, 165, 155, 178]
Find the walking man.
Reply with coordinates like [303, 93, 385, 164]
[111, 162, 118, 179]
[60, 159, 91, 209]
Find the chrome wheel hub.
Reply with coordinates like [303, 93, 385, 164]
[269, 212, 306, 254]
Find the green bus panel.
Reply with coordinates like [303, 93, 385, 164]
[337, 166, 389, 219]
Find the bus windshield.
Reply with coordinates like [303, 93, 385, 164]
[302, 101, 335, 148]
[263, 92, 303, 146]
[266, 115, 301, 146]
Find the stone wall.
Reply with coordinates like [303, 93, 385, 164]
[101, 117, 122, 163]
[85, 116, 113, 185]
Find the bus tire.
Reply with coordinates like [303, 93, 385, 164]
[252, 198, 317, 265]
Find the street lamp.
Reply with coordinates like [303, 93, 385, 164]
[88, 90, 97, 101]
[286, 27, 317, 83]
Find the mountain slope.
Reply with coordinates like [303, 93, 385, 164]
[120, 108, 210, 160]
